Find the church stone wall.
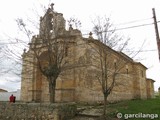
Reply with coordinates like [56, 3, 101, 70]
[21, 51, 35, 102]
[146, 79, 155, 98]
[21, 35, 154, 102]
[20, 5, 155, 103]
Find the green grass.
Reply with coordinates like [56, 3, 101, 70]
[107, 98, 160, 120]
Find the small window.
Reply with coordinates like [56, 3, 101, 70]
[114, 59, 117, 69]
[114, 62, 117, 68]
[65, 47, 68, 56]
[126, 65, 128, 74]
[126, 68, 129, 74]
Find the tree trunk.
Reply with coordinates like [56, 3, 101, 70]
[103, 94, 107, 117]
[49, 78, 56, 103]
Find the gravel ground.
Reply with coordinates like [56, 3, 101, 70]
[71, 116, 120, 120]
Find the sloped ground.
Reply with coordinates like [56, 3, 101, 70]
[71, 105, 119, 120]
[71, 98, 160, 120]
[71, 116, 98, 120]
[71, 115, 119, 120]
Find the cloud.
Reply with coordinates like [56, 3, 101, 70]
[0, 74, 20, 92]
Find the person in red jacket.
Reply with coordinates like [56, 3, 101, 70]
[9, 94, 14, 103]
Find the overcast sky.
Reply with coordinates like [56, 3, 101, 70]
[0, 0, 160, 92]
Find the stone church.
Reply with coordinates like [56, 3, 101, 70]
[20, 5, 155, 103]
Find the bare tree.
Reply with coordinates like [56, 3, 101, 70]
[91, 16, 134, 118]
[0, 2, 45, 81]
[1, 3, 82, 102]
[31, 36, 68, 103]
[22, 6, 78, 102]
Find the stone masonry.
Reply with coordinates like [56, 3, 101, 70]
[21, 4, 155, 103]
[0, 102, 76, 120]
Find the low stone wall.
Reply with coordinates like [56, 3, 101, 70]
[0, 102, 76, 120]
